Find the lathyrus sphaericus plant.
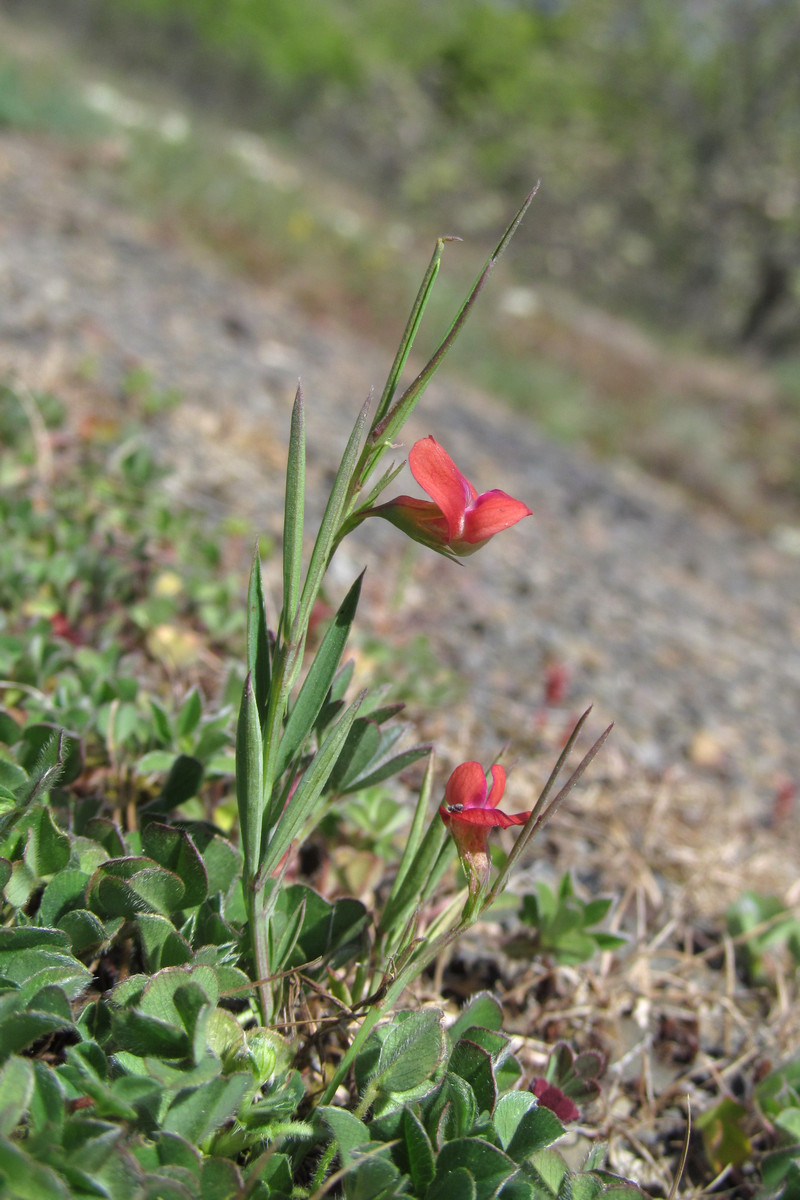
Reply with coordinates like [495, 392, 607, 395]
[235, 187, 615, 1186]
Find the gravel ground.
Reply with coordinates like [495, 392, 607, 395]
[2, 128, 800, 844]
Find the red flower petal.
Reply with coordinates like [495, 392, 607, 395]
[380, 495, 451, 540]
[463, 489, 533, 544]
[449, 806, 532, 828]
[444, 761, 489, 810]
[409, 437, 476, 541]
[486, 764, 507, 809]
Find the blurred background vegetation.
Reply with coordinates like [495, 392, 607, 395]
[8, 0, 800, 352]
[2, 0, 800, 522]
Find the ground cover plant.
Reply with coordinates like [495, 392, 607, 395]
[1, 196, 800, 1200]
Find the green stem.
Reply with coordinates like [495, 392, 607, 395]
[249, 884, 272, 1024]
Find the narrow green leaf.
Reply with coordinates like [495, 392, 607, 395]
[365, 186, 539, 473]
[270, 893, 307, 972]
[236, 672, 264, 875]
[326, 717, 381, 792]
[148, 699, 173, 744]
[380, 752, 434, 918]
[176, 688, 203, 739]
[283, 386, 306, 630]
[350, 457, 405, 516]
[272, 572, 364, 783]
[247, 544, 272, 729]
[329, 659, 356, 704]
[378, 803, 447, 939]
[491, 711, 610, 901]
[296, 397, 371, 634]
[342, 742, 431, 794]
[371, 236, 449, 428]
[258, 691, 366, 880]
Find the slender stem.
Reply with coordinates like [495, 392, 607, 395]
[249, 886, 272, 1023]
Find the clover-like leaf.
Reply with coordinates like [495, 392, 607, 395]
[372, 1009, 445, 1096]
[423, 1070, 478, 1147]
[449, 1039, 498, 1117]
[0, 1055, 35, 1134]
[141, 823, 208, 908]
[432, 1138, 516, 1200]
[163, 1073, 252, 1143]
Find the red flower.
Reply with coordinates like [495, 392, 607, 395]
[532, 1078, 580, 1123]
[373, 436, 531, 557]
[439, 761, 531, 900]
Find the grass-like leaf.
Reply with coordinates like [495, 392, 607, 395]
[282, 386, 306, 632]
[258, 691, 366, 881]
[247, 544, 272, 726]
[236, 671, 264, 876]
[271, 571, 364, 788]
[362, 185, 539, 480]
[295, 399, 371, 642]
[371, 236, 453, 429]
